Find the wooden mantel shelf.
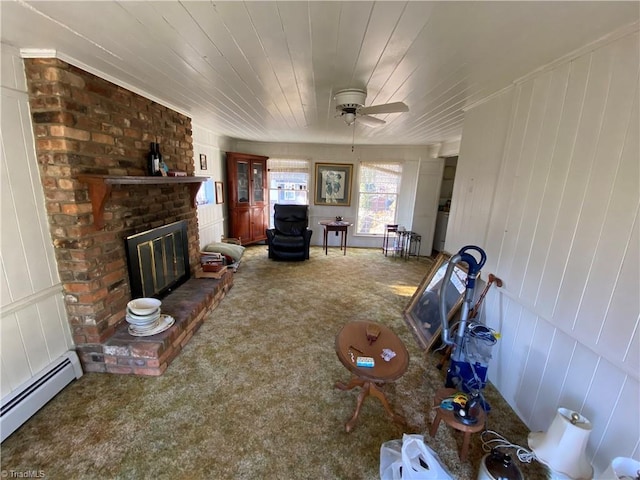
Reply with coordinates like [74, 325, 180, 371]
[78, 174, 208, 229]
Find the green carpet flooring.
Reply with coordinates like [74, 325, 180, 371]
[1, 246, 548, 479]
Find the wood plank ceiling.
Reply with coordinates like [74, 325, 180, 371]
[1, 1, 638, 146]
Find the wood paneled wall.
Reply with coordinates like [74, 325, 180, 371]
[448, 31, 639, 473]
[193, 124, 232, 247]
[0, 46, 74, 397]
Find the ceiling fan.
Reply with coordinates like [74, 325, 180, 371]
[334, 88, 409, 127]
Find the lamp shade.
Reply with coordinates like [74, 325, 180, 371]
[528, 407, 593, 479]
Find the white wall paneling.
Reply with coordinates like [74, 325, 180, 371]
[514, 316, 555, 424]
[451, 30, 640, 474]
[519, 57, 588, 310]
[192, 124, 233, 247]
[594, 376, 640, 464]
[1, 45, 75, 397]
[448, 86, 514, 255]
[553, 34, 638, 340]
[1, 89, 59, 300]
[585, 89, 639, 366]
[598, 209, 640, 368]
[529, 327, 576, 430]
[0, 311, 32, 394]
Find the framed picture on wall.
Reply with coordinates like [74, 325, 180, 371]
[200, 154, 207, 170]
[215, 181, 224, 204]
[314, 163, 353, 206]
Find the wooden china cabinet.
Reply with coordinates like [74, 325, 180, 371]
[226, 151, 269, 245]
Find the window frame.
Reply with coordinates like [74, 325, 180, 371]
[355, 161, 403, 236]
[267, 158, 311, 228]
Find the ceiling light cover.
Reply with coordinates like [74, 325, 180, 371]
[344, 112, 356, 125]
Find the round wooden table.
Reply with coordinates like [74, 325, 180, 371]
[334, 321, 409, 432]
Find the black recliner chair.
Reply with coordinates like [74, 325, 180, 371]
[266, 204, 312, 261]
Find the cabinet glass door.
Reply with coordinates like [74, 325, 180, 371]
[252, 162, 264, 203]
[236, 162, 249, 203]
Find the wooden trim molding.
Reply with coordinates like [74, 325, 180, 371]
[0, 284, 64, 318]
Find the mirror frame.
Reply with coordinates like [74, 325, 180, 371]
[403, 251, 469, 350]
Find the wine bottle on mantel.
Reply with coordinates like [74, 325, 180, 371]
[148, 142, 162, 176]
[155, 142, 168, 176]
[147, 142, 160, 176]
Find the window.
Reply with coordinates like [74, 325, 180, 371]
[267, 158, 310, 228]
[195, 179, 215, 206]
[356, 162, 402, 235]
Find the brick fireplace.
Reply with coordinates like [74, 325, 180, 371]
[24, 58, 230, 375]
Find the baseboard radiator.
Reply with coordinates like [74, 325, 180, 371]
[1, 351, 83, 442]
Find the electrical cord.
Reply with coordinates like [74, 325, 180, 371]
[468, 322, 498, 344]
[432, 342, 448, 354]
[480, 429, 536, 463]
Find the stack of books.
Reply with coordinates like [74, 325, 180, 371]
[197, 252, 227, 279]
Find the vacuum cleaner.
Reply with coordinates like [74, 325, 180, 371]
[439, 245, 497, 422]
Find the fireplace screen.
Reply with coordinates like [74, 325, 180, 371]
[126, 220, 190, 299]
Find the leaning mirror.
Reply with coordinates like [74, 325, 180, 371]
[403, 252, 468, 350]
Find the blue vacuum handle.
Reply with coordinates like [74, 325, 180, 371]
[439, 245, 487, 346]
[458, 245, 486, 289]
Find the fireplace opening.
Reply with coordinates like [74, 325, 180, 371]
[125, 220, 190, 299]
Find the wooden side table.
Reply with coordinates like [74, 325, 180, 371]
[334, 321, 409, 432]
[319, 221, 352, 255]
[429, 387, 486, 461]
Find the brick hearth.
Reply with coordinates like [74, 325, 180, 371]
[78, 274, 233, 376]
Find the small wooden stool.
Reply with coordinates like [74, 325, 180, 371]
[429, 387, 486, 461]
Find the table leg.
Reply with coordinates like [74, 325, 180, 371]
[460, 432, 472, 461]
[369, 383, 405, 424]
[324, 228, 328, 255]
[345, 384, 369, 432]
[335, 377, 404, 432]
[429, 410, 443, 437]
[342, 230, 347, 255]
[334, 377, 364, 391]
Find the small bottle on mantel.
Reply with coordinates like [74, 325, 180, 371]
[147, 142, 160, 176]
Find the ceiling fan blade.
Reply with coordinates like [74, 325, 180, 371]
[358, 115, 386, 127]
[358, 102, 409, 115]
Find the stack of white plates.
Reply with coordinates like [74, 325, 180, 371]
[128, 315, 175, 337]
[126, 298, 162, 334]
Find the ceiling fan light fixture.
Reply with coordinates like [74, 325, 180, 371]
[344, 112, 356, 125]
[334, 87, 409, 128]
